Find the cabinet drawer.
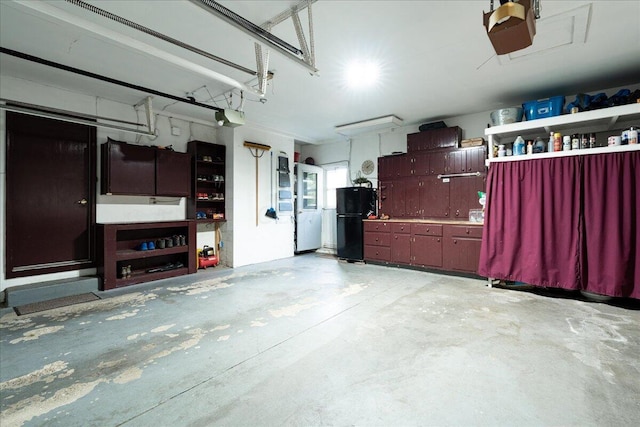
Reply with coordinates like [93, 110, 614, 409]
[364, 245, 391, 262]
[411, 223, 443, 236]
[364, 221, 390, 232]
[391, 222, 410, 234]
[447, 225, 483, 239]
[364, 232, 390, 247]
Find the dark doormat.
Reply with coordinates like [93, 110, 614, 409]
[14, 293, 101, 316]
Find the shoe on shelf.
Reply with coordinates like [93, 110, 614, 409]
[147, 241, 155, 250]
[138, 242, 148, 251]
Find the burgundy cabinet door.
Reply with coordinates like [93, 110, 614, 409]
[443, 225, 483, 273]
[395, 154, 412, 178]
[404, 177, 421, 217]
[466, 146, 487, 172]
[378, 156, 393, 179]
[449, 175, 486, 220]
[156, 150, 191, 197]
[391, 180, 406, 217]
[419, 176, 450, 218]
[391, 232, 411, 264]
[428, 151, 448, 175]
[411, 153, 429, 176]
[448, 150, 467, 174]
[103, 140, 155, 195]
[378, 180, 392, 216]
[412, 235, 443, 268]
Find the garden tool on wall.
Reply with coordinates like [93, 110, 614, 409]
[244, 141, 272, 226]
[265, 151, 278, 220]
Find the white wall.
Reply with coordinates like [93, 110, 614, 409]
[228, 125, 295, 267]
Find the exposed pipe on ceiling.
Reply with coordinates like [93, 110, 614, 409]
[0, 47, 222, 113]
[11, 0, 264, 97]
[64, 0, 257, 76]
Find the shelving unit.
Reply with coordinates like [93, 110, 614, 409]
[97, 220, 196, 290]
[187, 141, 226, 222]
[485, 103, 640, 161]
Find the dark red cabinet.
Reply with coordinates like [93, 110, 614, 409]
[407, 127, 461, 152]
[363, 220, 483, 276]
[187, 141, 226, 222]
[449, 175, 486, 219]
[443, 225, 483, 273]
[390, 223, 411, 264]
[419, 176, 450, 218]
[156, 150, 191, 197]
[101, 139, 190, 197]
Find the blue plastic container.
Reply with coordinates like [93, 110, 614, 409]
[522, 96, 565, 120]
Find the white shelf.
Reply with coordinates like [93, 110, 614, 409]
[485, 103, 640, 143]
[488, 144, 640, 164]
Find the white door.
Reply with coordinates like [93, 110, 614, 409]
[296, 163, 323, 252]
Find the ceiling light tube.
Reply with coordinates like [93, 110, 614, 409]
[12, 0, 264, 97]
[335, 115, 404, 136]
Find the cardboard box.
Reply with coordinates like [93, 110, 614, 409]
[483, 0, 536, 55]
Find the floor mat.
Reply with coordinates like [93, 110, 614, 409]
[14, 293, 101, 316]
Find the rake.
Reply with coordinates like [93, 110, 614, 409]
[244, 141, 272, 226]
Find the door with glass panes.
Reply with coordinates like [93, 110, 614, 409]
[295, 163, 323, 252]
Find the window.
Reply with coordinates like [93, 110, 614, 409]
[324, 164, 349, 209]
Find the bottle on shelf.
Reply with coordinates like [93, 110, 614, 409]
[563, 135, 571, 151]
[527, 140, 533, 155]
[513, 135, 525, 156]
[571, 134, 580, 150]
[554, 132, 562, 152]
[548, 132, 554, 153]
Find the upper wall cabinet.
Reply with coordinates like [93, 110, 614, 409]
[101, 139, 190, 197]
[407, 126, 462, 152]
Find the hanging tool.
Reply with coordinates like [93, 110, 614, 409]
[244, 141, 272, 226]
[265, 151, 278, 220]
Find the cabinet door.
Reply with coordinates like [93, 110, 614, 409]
[443, 225, 483, 273]
[404, 177, 420, 217]
[443, 236, 482, 273]
[378, 156, 393, 179]
[465, 146, 487, 172]
[448, 150, 467, 174]
[411, 153, 429, 176]
[419, 176, 450, 218]
[103, 141, 155, 195]
[156, 150, 190, 196]
[428, 151, 448, 175]
[412, 235, 443, 268]
[378, 180, 392, 215]
[391, 233, 411, 264]
[449, 175, 486, 220]
[396, 155, 412, 178]
[390, 180, 406, 217]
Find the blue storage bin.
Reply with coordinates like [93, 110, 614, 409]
[522, 96, 565, 120]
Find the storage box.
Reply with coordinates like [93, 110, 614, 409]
[523, 96, 565, 120]
[483, 0, 536, 55]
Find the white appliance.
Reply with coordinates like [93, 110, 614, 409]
[295, 163, 323, 252]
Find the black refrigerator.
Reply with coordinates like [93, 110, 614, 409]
[336, 187, 377, 261]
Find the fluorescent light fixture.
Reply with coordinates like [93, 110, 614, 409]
[335, 115, 404, 136]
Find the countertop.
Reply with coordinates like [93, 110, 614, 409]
[363, 218, 483, 226]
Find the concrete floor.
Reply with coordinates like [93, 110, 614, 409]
[1, 253, 639, 427]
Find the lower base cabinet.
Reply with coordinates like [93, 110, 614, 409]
[364, 220, 482, 276]
[443, 225, 483, 273]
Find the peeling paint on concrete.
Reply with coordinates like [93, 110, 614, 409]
[339, 283, 368, 297]
[250, 320, 267, 327]
[217, 335, 230, 341]
[106, 309, 140, 321]
[1, 379, 104, 427]
[113, 367, 143, 384]
[269, 298, 320, 318]
[0, 361, 68, 391]
[151, 324, 176, 333]
[9, 326, 64, 344]
[211, 325, 230, 332]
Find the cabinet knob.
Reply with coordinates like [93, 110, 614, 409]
[454, 239, 457, 244]
[466, 228, 470, 234]
[437, 238, 440, 242]
[426, 228, 429, 232]
[76, 198, 88, 205]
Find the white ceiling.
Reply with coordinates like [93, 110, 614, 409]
[1, 0, 639, 144]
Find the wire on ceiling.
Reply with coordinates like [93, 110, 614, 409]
[64, 0, 256, 76]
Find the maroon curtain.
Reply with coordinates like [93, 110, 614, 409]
[582, 151, 640, 298]
[478, 157, 583, 290]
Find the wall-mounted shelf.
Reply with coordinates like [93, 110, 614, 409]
[485, 103, 640, 144]
[188, 141, 226, 222]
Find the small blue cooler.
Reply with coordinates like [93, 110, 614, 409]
[523, 96, 565, 120]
